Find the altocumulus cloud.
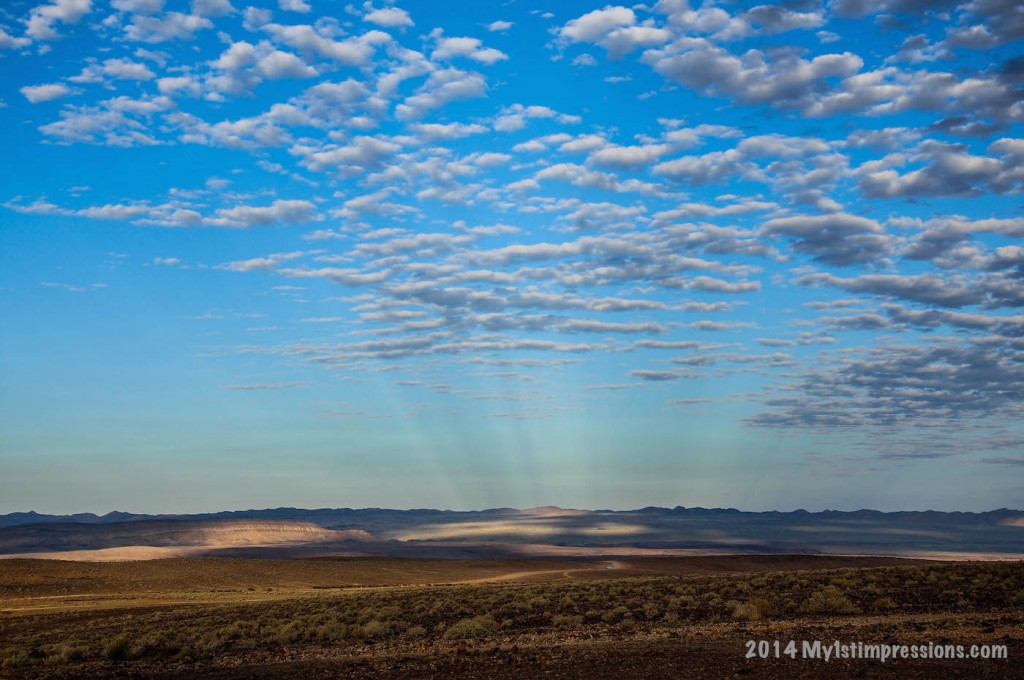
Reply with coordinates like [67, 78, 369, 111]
[0, 0, 1022, 508]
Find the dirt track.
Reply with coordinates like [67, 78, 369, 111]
[456, 560, 627, 584]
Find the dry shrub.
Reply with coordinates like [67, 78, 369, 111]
[2, 649, 32, 670]
[601, 605, 630, 624]
[800, 586, 859, 615]
[731, 597, 771, 621]
[871, 597, 896, 612]
[552, 614, 583, 628]
[104, 634, 132, 662]
[360, 619, 390, 639]
[442, 615, 497, 640]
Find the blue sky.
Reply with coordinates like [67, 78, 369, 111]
[1, 0, 1022, 514]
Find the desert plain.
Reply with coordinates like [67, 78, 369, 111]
[0, 507, 1022, 678]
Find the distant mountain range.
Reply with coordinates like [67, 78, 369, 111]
[1, 507, 1021, 561]
[2, 506, 1022, 529]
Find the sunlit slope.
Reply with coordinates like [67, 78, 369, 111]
[0, 519, 372, 554]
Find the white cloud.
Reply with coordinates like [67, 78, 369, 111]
[257, 50, 317, 79]
[156, 74, 202, 97]
[559, 134, 608, 152]
[559, 6, 636, 43]
[299, 135, 402, 174]
[760, 213, 895, 266]
[5, 197, 151, 220]
[363, 6, 413, 28]
[511, 133, 572, 153]
[333, 188, 419, 220]
[278, 0, 311, 12]
[111, 0, 164, 12]
[243, 6, 272, 29]
[205, 177, 231, 190]
[105, 58, 157, 79]
[170, 108, 295, 149]
[652, 149, 747, 184]
[205, 41, 319, 94]
[163, 209, 203, 226]
[432, 36, 508, 64]
[207, 200, 320, 228]
[557, 6, 669, 57]
[487, 20, 512, 31]
[857, 139, 1022, 198]
[192, 0, 233, 17]
[25, 0, 92, 41]
[653, 1, 823, 42]
[79, 204, 152, 219]
[588, 143, 673, 169]
[493, 104, 580, 132]
[0, 27, 32, 50]
[219, 251, 306, 270]
[263, 23, 391, 66]
[394, 68, 486, 120]
[661, 123, 742, 147]
[470, 152, 511, 167]
[406, 122, 487, 141]
[642, 42, 863, 109]
[40, 96, 171, 146]
[124, 11, 213, 42]
[212, 40, 258, 70]
[20, 83, 71, 103]
[601, 26, 671, 57]
[70, 58, 157, 83]
[534, 163, 669, 195]
[829, 0, 959, 18]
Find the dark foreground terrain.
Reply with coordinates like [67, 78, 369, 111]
[1, 556, 1021, 679]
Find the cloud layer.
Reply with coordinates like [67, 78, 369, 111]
[0, 0, 1022, 507]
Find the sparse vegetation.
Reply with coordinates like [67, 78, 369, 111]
[800, 585, 860, 614]
[103, 634, 132, 662]
[871, 596, 897, 612]
[0, 557, 1021, 678]
[730, 596, 770, 621]
[442, 615, 498, 639]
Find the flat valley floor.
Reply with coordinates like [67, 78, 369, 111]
[1, 556, 1022, 679]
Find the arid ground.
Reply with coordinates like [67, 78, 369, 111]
[1, 555, 1021, 679]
